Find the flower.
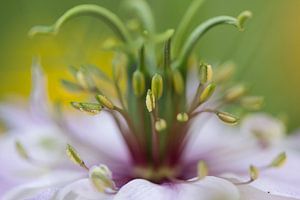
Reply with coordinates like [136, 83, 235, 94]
[1, 1, 300, 199]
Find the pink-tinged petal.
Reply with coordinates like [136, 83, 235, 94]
[182, 115, 261, 177]
[2, 170, 83, 200]
[65, 112, 131, 165]
[241, 113, 285, 147]
[238, 184, 298, 200]
[0, 102, 34, 130]
[55, 178, 112, 200]
[0, 126, 71, 184]
[114, 177, 240, 200]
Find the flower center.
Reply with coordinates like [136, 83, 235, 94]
[28, 2, 257, 187]
[133, 165, 180, 183]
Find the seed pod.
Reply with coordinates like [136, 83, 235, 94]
[199, 83, 216, 103]
[132, 70, 146, 97]
[216, 111, 239, 125]
[151, 73, 163, 99]
[96, 95, 114, 110]
[172, 70, 184, 95]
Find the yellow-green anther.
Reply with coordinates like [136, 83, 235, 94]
[269, 152, 287, 168]
[176, 112, 189, 122]
[225, 85, 246, 102]
[199, 83, 216, 103]
[89, 165, 115, 192]
[151, 73, 163, 99]
[146, 89, 155, 112]
[214, 62, 235, 83]
[216, 111, 239, 125]
[71, 102, 83, 111]
[155, 119, 167, 132]
[96, 95, 114, 110]
[15, 140, 29, 160]
[172, 70, 184, 95]
[76, 71, 89, 89]
[66, 144, 87, 169]
[197, 160, 208, 179]
[132, 70, 146, 97]
[237, 11, 252, 31]
[71, 102, 102, 115]
[241, 96, 264, 110]
[249, 165, 259, 181]
[200, 63, 213, 84]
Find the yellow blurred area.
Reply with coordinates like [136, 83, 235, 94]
[0, 24, 114, 106]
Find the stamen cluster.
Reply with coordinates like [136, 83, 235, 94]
[28, 1, 275, 186]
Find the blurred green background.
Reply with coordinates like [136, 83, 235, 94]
[0, 0, 299, 131]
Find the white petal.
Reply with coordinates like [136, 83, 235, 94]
[238, 184, 298, 200]
[114, 177, 239, 200]
[55, 178, 112, 200]
[2, 170, 83, 200]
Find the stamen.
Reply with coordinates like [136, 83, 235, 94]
[249, 165, 259, 181]
[199, 83, 216, 104]
[233, 165, 259, 185]
[151, 73, 163, 100]
[240, 96, 264, 110]
[199, 63, 213, 84]
[15, 140, 29, 160]
[155, 118, 167, 132]
[214, 62, 236, 83]
[132, 70, 146, 97]
[66, 144, 89, 170]
[176, 112, 189, 122]
[76, 70, 89, 90]
[172, 69, 184, 95]
[268, 152, 287, 168]
[146, 89, 156, 112]
[89, 165, 117, 193]
[216, 111, 239, 125]
[224, 84, 246, 103]
[61, 80, 83, 92]
[197, 160, 209, 179]
[71, 102, 102, 115]
[96, 95, 115, 110]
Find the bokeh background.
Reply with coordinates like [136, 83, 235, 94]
[0, 0, 299, 131]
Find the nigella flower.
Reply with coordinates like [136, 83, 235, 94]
[1, 1, 300, 199]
